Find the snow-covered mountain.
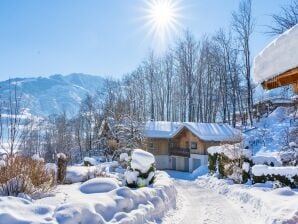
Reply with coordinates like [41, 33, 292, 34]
[0, 73, 105, 117]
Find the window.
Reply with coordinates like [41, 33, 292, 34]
[148, 142, 154, 149]
[191, 142, 197, 149]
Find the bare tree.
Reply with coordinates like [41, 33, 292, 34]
[232, 0, 255, 126]
[268, 0, 298, 35]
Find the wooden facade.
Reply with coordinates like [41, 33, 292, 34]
[262, 67, 298, 93]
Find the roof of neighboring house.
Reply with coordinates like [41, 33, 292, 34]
[253, 24, 298, 83]
[144, 121, 181, 138]
[254, 97, 294, 105]
[145, 121, 242, 142]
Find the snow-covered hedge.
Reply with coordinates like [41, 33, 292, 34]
[252, 165, 298, 188]
[252, 156, 281, 167]
[0, 171, 177, 224]
[207, 144, 252, 183]
[125, 149, 156, 188]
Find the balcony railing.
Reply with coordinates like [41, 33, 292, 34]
[169, 147, 190, 157]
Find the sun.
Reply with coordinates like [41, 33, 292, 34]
[142, 0, 182, 49]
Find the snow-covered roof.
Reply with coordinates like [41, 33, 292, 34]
[145, 121, 181, 138]
[253, 24, 298, 83]
[254, 97, 294, 105]
[145, 121, 241, 142]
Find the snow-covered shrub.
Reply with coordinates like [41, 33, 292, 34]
[207, 144, 252, 183]
[0, 155, 54, 196]
[252, 165, 298, 188]
[57, 153, 67, 184]
[252, 156, 281, 167]
[124, 149, 155, 188]
[83, 157, 97, 166]
[279, 142, 298, 166]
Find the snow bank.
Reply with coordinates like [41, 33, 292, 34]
[197, 176, 298, 223]
[252, 156, 281, 166]
[208, 144, 251, 160]
[252, 165, 298, 178]
[0, 171, 177, 224]
[0, 196, 55, 223]
[65, 166, 98, 184]
[130, 149, 155, 173]
[79, 178, 119, 194]
[253, 24, 298, 83]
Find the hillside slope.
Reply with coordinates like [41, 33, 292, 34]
[0, 73, 105, 117]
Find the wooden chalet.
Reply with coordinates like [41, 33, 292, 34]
[144, 121, 242, 172]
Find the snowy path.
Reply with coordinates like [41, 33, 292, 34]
[162, 172, 253, 224]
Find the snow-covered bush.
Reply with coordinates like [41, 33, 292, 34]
[252, 165, 298, 188]
[124, 149, 155, 188]
[0, 155, 54, 196]
[83, 157, 97, 166]
[252, 156, 281, 167]
[279, 142, 298, 166]
[208, 144, 252, 183]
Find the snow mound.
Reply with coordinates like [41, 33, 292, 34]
[0, 196, 54, 224]
[83, 157, 97, 166]
[65, 166, 98, 184]
[79, 178, 119, 194]
[252, 165, 298, 177]
[252, 156, 281, 166]
[119, 153, 129, 162]
[253, 24, 298, 83]
[131, 149, 155, 173]
[272, 187, 295, 196]
[208, 144, 251, 160]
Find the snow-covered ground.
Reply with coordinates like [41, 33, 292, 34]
[0, 170, 176, 224]
[245, 106, 297, 155]
[162, 171, 298, 224]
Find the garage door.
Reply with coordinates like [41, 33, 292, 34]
[172, 157, 176, 170]
[192, 159, 201, 171]
[184, 157, 189, 172]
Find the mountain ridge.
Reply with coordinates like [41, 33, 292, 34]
[0, 73, 105, 117]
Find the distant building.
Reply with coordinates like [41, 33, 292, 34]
[253, 97, 295, 117]
[144, 121, 242, 172]
[253, 24, 298, 93]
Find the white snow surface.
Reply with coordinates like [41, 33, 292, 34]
[79, 178, 119, 194]
[252, 155, 281, 166]
[145, 121, 242, 142]
[0, 171, 176, 224]
[207, 144, 251, 160]
[65, 166, 99, 184]
[83, 157, 97, 166]
[253, 24, 298, 83]
[196, 176, 298, 224]
[252, 164, 298, 177]
[130, 149, 155, 173]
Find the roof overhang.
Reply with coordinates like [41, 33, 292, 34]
[261, 67, 298, 93]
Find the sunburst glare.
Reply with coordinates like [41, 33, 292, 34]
[141, 0, 183, 51]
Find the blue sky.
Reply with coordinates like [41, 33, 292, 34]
[0, 0, 292, 81]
